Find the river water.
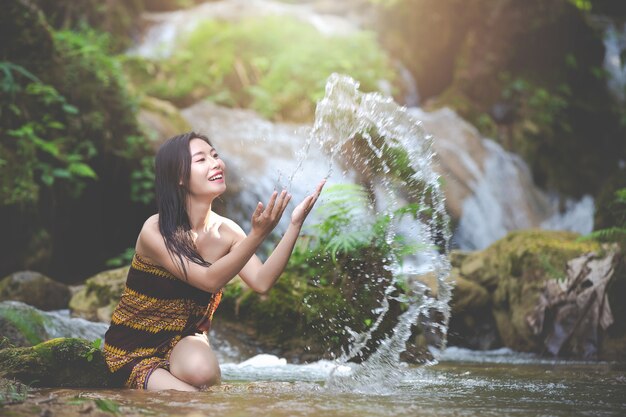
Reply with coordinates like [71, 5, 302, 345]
[23, 351, 625, 417]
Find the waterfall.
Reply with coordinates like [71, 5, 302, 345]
[603, 20, 626, 103]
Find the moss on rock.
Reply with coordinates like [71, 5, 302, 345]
[137, 95, 192, 148]
[0, 301, 52, 347]
[69, 266, 128, 323]
[461, 230, 599, 352]
[0, 338, 113, 388]
[219, 270, 361, 360]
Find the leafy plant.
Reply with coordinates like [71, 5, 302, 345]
[84, 338, 102, 362]
[299, 183, 425, 266]
[581, 188, 626, 245]
[0, 23, 153, 206]
[124, 15, 395, 121]
[105, 248, 135, 267]
[0, 378, 28, 406]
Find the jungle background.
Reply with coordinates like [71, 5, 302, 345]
[1, 0, 626, 365]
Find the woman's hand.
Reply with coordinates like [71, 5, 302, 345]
[291, 179, 326, 227]
[250, 190, 292, 238]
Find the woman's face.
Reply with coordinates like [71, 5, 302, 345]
[187, 138, 226, 198]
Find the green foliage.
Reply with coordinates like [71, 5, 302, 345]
[125, 15, 395, 121]
[1, 26, 153, 207]
[569, 0, 592, 12]
[94, 398, 121, 415]
[582, 188, 626, 245]
[0, 61, 91, 204]
[83, 338, 102, 362]
[105, 248, 135, 267]
[501, 75, 572, 138]
[304, 183, 424, 264]
[0, 378, 28, 406]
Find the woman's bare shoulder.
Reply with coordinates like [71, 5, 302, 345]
[136, 214, 164, 259]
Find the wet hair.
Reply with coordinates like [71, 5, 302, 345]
[154, 132, 213, 278]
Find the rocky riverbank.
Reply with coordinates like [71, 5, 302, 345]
[1, 230, 624, 392]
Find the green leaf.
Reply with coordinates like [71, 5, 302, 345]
[52, 168, 72, 179]
[62, 104, 79, 114]
[92, 338, 102, 349]
[95, 398, 121, 415]
[68, 162, 98, 179]
[41, 173, 55, 186]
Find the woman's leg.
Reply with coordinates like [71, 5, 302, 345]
[145, 368, 199, 392]
[168, 333, 221, 388]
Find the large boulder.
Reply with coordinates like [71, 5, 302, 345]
[0, 271, 71, 311]
[69, 266, 128, 323]
[0, 338, 113, 388]
[137, 95, 192, 149]
[526, 246, 626, 360]
[456, 230, 599, 352]
[448, 263, 500, 350]
[0, 301, 52, 347]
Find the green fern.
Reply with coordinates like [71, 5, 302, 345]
[308, 183, 423, 264]
[581, 187, 626, 244]
[580, 227, 626, 242]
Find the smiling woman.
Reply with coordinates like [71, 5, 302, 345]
[102, 132, 325, 391]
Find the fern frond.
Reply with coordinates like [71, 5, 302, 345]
[579, 227, 626, 242]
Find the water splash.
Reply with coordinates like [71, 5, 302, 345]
[309, 74, 452, 393]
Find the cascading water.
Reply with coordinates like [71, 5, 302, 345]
[304, 74, 453, 392]
[602, 20, 626, 103]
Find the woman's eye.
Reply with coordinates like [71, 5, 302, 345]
[196, 158, 205, 162]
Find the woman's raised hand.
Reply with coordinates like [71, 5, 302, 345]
[291, 179, 326, 227]
[251, 189, 292, 237]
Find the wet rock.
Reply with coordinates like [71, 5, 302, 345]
[0, 301, 54, 347]
[448, 269, 501, 350]
[69, 267, 128, 323]
[0, 338, 113, 388]
[0, 301, 108, 348]
[0, 271, 71, 311]
[449, 250, 471, 268]
[450, 271, 490, 313]
[137, 96, 192, 149]
[527, 247, 623, 359]
[487, 230, 599, 352]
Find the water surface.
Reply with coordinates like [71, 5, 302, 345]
[18, 352, 626, 417]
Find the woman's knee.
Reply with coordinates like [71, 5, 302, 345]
[179, 358, 220, 387]
[169, 335, 221, 387]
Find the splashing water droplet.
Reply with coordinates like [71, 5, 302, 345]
[307, 74, 453, 393]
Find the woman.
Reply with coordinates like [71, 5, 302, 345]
[103, 132, 324, 391]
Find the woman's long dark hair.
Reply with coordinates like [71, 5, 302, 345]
[155, 132, 212, 278]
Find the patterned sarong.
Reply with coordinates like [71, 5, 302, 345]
[103, 254, 222, 389]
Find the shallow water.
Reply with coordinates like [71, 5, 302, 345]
[13, 351, 626, 417]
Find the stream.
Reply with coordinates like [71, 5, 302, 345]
[16, 352, 626, 417]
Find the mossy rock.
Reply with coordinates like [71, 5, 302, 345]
[450, 269, 490, 315]
[0, 301, 52, 347]
[601, 250, 626, 361]
[69, 267, 128, 323]
[0, 337, 113, 388]
[464, 230, 599, 352]
[137, 95, 192, 149]
[219, 271, 360, 360]
[0, 271, 71, 311]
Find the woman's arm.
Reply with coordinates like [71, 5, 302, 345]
[139, 190, 292, 293]
[237, 180, 325, 294]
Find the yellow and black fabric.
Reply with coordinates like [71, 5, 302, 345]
[103, 254, 222, 389]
